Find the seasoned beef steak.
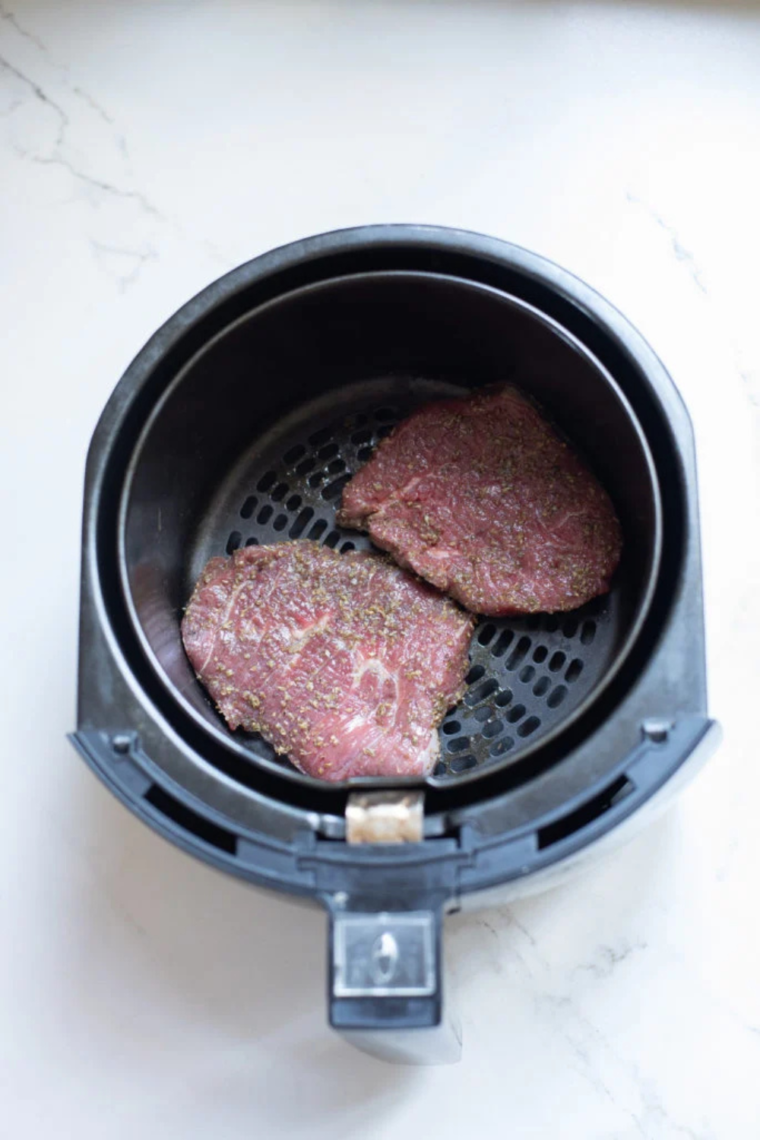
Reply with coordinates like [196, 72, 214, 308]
[181, 542, 473, 781]
[338, 386, 622, 615]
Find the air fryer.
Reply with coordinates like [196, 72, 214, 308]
[71, 226, 719, 1063]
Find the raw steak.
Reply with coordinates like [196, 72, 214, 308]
[181, 541, 473, 781]
[338, 386, 622, 615]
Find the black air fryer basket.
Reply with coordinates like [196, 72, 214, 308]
[72, 226, 718, 1062]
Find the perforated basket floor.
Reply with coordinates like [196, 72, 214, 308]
[187, 378, 628, 781]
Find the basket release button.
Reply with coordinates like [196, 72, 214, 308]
[332, 911, 436, 998]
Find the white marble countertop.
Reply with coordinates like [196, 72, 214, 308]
[2, 2, 759, 1137]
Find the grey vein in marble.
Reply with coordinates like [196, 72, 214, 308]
[466, 907, 710, 1138]
[574, 938, 648, 980]
[626, 191, 708, 295]
[90, 240, 158, 293]
[1, 9, 236, 288]
[0, 53, 67, 146]
[0, 13, 161, 222]
[71, 84, 114, 125]
[0, 1, 47, 55]
[32, 152, 163, 217]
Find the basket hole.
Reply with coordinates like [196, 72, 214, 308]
[340, 541, 356, 553]
[226, 531, 242, 554]
[289, 507, 314, 538]
[322, 474, 351, 501]
[308, 472, 324, 488]
[544, 615, 560, 633]
[518, 716, 541, 738]
[308, 427, 332, 446]
[376, 424, 394, 440]
[273, 514, 288, 533]
[374, 406, 397, 422]
[327, 458, 346, 475]
[526, 615, 542, 630]
[240, 496, 258, 519]
[533, 676, 551, 697]
[256, 471, 277, 493]
[271, 482, 289, 502]
[245, 536, 259, 546]
[318, 443, 339, 460]
[581, 621, 597, 645]
[519, 665, 535, 683]
[566, 658, 584, 683]
[549, 651, 566, 673]
[323, 530, 341, 549]
[308, 519, 328, 540]
[562, 617, 579, 638]
[296, 457, 316, 476]
[494, 688, 513, 708]
[469, 678, 500, 705]
[465, 664, 485, 685]
[257, 505, 273, 525]
[532, 645, 548, 664]
[490, 737, 514, 757]
[447, 736, 471, 754]
[506, 636, 531, 671]
[474, 706, 492, 723]
[492, 629, 514, 658]
[283, 444, 306, 465]
[442, 720, 461, 735]
[357, 445, 373, 462]
[451, 754, 477, 773]
[481, 719, 503, 739]
[351, 429, 373, 445]
[547, 685, 568, 709]
[286, 494, 302, 512]
[477, 623, 497, 646]
[506, 703, 526, 724]
[433, 761, 446, 776]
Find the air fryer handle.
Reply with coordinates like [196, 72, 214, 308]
[327, 901, 461, 1064]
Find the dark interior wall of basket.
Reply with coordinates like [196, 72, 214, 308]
[121, 272, 659, 784]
